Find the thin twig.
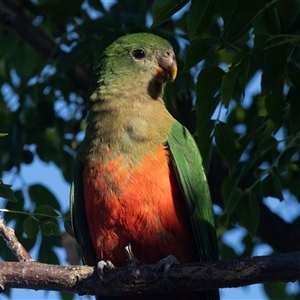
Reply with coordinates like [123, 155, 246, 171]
[0, 218, 33, 262]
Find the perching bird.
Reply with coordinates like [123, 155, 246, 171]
[71, 33, 219, 300]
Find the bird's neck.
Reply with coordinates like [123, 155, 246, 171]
[81, 78, 174, 165]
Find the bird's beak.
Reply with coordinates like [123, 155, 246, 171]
[155, 54, 177, 83]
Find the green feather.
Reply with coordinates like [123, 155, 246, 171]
[70, 158, 98, 266]
[168, 121, 219, 300]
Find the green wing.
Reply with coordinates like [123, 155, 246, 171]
[70, 157, 98, 266]
[168, 121, 219, 300]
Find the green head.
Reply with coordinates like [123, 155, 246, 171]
[89, 33, 177, 102]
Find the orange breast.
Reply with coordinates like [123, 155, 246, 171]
[83, 145, 198, 266]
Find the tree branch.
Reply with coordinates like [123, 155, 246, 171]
[1, 218, 299, 296]
[0, 252, 300, 297]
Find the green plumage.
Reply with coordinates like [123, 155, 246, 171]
[168, 122, 219, 300]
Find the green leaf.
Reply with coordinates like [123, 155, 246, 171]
[56, 39, 94, 72]
[221, 66, 242, 107]
[289, 87, 300, 134]
[235, 192, 260, 238]
[152, 0, 189, 27]
[260, 170, 284, 200]
[23, 217, 39, 239]
[59, 291, 75, 300]
[34, 205, 59, 220]
[187, 0, 216, 39]
[265, 81, 284, 128]
[4, 190, 25, 222]
[219, 0, 242, 33]
[195, 66, 225, 101]
[38, 236, 60, 264]
[40, 220, 61, 236]
[278, 146, 299, 172]
[64, 220, 74, 238]
[240, 135, 279, 182]
[222, 176, 239, 222]
[221, 176, 236, 203]
[232, 46, 251, 67]
[287, 58, 300, 87]
[264, 282, 287, 300]
[195, 119, 215, 174]
[261, 43, 291, 95]
[215, 122, 238, 173]
[195, 67, 224, 172]
[237, 55, 252, 92]
[220, 0, 268, 44]
[257, 136, 278, 153]
[87, 0, 105, 12]
[29, 184, 61, 210]
[0, 181, 18, 202]
[221, 176, 242, 222]
[183, 38, 213, 71]
[277, 0, 300, 25]
[0, 133, 8, 137]
[232, 46, 252, 90]
[261, 5, 281, 35]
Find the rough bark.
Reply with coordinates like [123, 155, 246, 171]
[0, 252, 300, 297]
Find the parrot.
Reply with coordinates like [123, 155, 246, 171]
[70, 32, 219, 300]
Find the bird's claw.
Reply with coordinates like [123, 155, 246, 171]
[97, 260, 115, 282]
[156, 255, 180, 280]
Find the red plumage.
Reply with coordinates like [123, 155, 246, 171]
[83, 145, 198, 266]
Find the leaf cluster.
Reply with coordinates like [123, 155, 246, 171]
[154, 0, 300, 240]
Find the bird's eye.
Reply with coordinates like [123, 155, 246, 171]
[132, 49, 145, 59]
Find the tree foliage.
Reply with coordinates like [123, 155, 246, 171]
[0, 0, 300, 299]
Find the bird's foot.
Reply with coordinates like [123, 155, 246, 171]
[124, 243, 143, 269]
[156, 255, 180, 280]
[97, 260, 115, 282]
[155, 255, 180, 293]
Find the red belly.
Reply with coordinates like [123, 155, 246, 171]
[83, 145, 198, 266]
